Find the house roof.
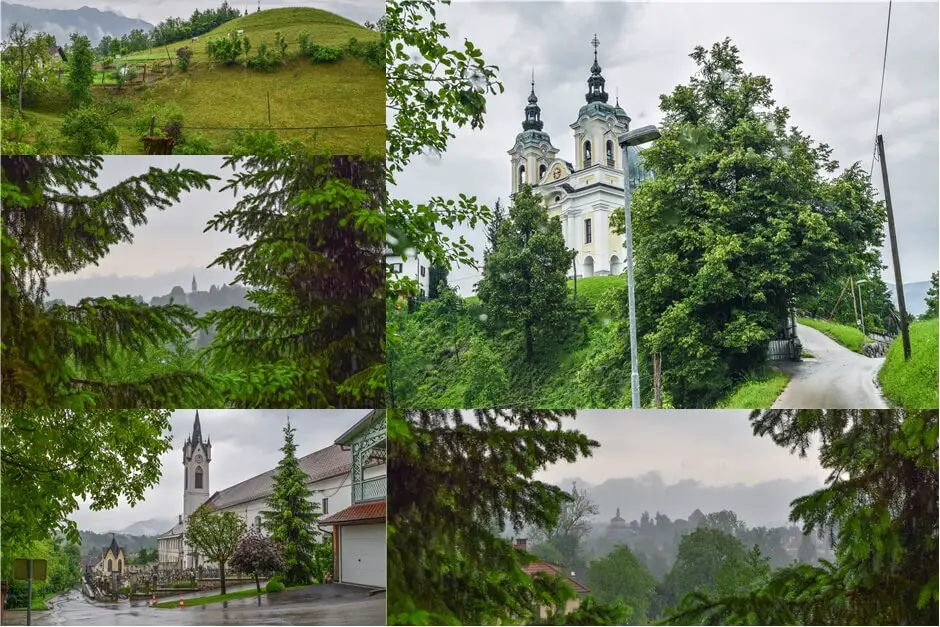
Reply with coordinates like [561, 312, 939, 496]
[521, 560, 590, 595]
[334, 410, 384, 446]
[103, 534, 123, 558]
[321, 499, 386, 525]
[202, 444, 354, 512]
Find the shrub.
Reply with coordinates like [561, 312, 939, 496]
[176, 46, 193, 71]
[60, 105, 119, 154]
[134, 100, 185, 137]
[306, 44, 343, 64]
[174, 133, 214, 155]
[265, 576, 285, 594]
[297, 30, 312, 56]
[207, 32, 247, 65]
[247, 41, 278, 72]
[273, 31, 288, 59]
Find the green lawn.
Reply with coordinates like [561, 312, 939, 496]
[11, 7, 384, 155]
[715, 367, 790, 409]
[568, 275, 622, 307]
[798, 317, 871, 353]
[878, 318, 939, 408]
[154, 587, 263, 608]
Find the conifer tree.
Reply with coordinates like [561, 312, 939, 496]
[1, 156, 218, 408]
[477, 185, 575, 362]
[205, 146, 385, 407]
[261, 420, 321, 586]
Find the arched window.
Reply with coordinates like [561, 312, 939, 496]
[195, 466, 203, 489]
[539, 164, 547, 181]
[518, 164, 526, 188]
[107, 558, 113, 572]
[583, 141, 592, 167]
[606, 140, 615, 166]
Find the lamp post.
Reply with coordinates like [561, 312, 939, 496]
[618, 124, 660, 409]
[856, 279, 868, 338]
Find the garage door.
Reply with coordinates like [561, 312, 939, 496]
[340, 523, 386, 588]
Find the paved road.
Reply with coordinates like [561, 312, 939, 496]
[3, 585, 386, 626]
[773, 323, 888, 409]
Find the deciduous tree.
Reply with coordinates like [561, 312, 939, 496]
[65, 33, 95, 108]
[185, 506, 246, 595]
[4, 24, 53, 111]
[587, 545, 657, 624]
[230, 528, 286, 592]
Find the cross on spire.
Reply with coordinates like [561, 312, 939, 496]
[591, 34, 600, 61]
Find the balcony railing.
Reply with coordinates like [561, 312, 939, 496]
[353, 475, 386, 503]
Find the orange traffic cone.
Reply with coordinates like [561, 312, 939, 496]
[179, 594, 185, 608]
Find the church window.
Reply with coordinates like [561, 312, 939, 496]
[390, 262, 402, 273]
[107, 559, 113, 572]
[518, 164, 526, 188]
[606, 140, 615, 166]
[584, 219, 592, 244]
[555, 195, 561, 203]
[539, 164, 547, 180]
[195, 466, 203, 489]
[254, 515, 261, 529]
[583, 141, 592, 167]
[420, 266, 426, 277]
[322, 498, 329, 514]
[184, 467, 188, 490]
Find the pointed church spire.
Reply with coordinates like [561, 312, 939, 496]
[522, 69, 544, 131]
[585, 34, 609, 104]
[191, 274, 197, 294]
[191, 410, 203, 445]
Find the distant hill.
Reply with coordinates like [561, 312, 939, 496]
[0, 2, 153, 46]
[114, 518, 176, 537]
[47, 267, 238, 305]
[78, 530, 158, 557]
[887, 281, 931, 317]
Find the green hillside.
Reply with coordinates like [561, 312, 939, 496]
[878, 319, 939, 408]
[9, 7, 384, 155]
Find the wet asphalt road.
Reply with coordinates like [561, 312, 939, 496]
[3, 585, 386, 626]
[773, 323, 888, 409]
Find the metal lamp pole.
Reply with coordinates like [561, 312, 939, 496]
[856, 279, 868, 337]
[619, 125, 660, 409]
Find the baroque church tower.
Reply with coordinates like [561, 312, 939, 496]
[508, 35, 651, 278]
[182, 410, 211, 519]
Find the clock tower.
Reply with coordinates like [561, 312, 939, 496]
[182, 410, 211, 519]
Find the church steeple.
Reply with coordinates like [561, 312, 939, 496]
[191, 410, 203, 445]
[585, 34, 609, 104]
[522, 69, 544, 131]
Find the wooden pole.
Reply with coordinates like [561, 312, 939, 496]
[826, 278, 851, 321]
[877, 134, 912, 360]
[653, 353, 662, 409]
[267, 91, 272, 126]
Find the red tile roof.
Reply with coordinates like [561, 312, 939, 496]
[521, 560, 590, 595]
[321, 500, 386, 525]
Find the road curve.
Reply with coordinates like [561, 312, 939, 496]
[772, 323, 888, 409]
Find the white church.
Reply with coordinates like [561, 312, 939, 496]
[157, 410, 387, 588]
[508, 36, 652, 279]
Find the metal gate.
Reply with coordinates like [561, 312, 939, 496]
[766, 309, 802, 362]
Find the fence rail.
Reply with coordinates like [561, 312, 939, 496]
[353, 475, 386, 503]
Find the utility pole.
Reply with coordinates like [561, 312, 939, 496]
[877, 134, 911, 360]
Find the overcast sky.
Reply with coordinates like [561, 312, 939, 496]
[47, 156, 244, 302]
[534, 410, 826, 526]
[12, 0, 382, 28]
[393, 0, 939, 295]
[74, 409, 370, 532]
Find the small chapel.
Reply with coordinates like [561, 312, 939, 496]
[508, 36, 652, 279]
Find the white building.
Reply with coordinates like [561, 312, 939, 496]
[157, 411, 387, 586]
[387, 250, 431, 298]
[507, 36, 652, 278]
[320, 411, 387, 589]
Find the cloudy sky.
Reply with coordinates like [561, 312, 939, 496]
[74, 409, 370, 532]
[393, 0, 939, 295]
[47, 156, 244, 303]
[534, 409, 827, 527]
[10, 0, 382, 27]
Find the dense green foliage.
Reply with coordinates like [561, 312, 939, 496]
[797, 274, 897, 334]
[1, 409, 172, 562]
[261, 422, 322, 587]
[388, 409, 601, 625]
[587, 546, 657, 624]
[924, 271, 938, 319]
[609, 40, 886, 408]
[95, 2, 243, 57]
[185, 506, 246, 594]
[878, 319, 939, 408]
[65, 33, 95, 109]
[667, 409, 938, 625]
[60, 105, 120, 154]
[477, 186, 575, 363]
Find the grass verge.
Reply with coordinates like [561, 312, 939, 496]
[8, 592, 52, 611]
[715, 368, 790, 409]
[798, 317, 871, 353]
[878, 318, 939, 408]
[154, 587, 264, 608]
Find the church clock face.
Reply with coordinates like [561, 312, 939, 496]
[195, 454, 203, 463]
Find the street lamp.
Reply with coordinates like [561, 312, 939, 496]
[856, 279, 868, 337]
[619, 124, 660, 409]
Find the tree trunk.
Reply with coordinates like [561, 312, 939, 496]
[524, 321, 534, 363]
[219, 563, 226, 595]
[254, 573, 260, 593]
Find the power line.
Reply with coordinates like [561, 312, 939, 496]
[869, 0, 893, 181]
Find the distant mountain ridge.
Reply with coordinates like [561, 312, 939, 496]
[1, 2, 153, 46]
[113, 517, 176, 537]
[887, 281, 931, 317]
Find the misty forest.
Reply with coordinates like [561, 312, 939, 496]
[388, 408, 938, 625]
[1, 142, 384, 409]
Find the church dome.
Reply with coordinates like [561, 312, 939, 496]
[609, 507, 628, 528]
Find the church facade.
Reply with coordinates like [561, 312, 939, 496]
[508, 37, 652, 278]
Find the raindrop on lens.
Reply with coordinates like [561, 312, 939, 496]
[479, 313, 488, 322]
